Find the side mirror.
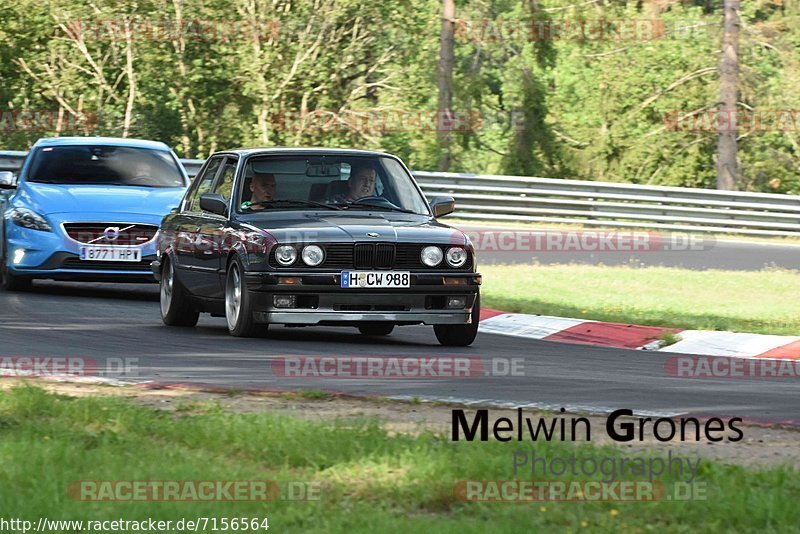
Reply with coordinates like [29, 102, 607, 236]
[429, 196, 455, 218]
[199, 193, 228, 216]
[0, 171, 17, 190]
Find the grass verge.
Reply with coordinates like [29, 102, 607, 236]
[479, 264, 800, 335]
[1, 385, 798, 533]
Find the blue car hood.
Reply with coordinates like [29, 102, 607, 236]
[19, 183, 186, 217]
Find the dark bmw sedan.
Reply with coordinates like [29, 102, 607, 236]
[152, 148, 481, 346]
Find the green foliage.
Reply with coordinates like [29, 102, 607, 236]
[1, 0, 798, 191]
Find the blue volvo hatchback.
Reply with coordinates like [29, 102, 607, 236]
[0, 137, 189, 290]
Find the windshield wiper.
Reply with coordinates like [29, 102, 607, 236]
[247, 199, 342, 210]
[340, 201, 417, 214]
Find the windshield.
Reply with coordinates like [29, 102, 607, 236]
[27, 145, 186, 188]
[238, 155, 430, 215]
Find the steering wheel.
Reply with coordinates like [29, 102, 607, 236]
[351, 196, 400, 209]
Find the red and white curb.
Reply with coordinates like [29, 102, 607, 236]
[478, 309, 800, 360]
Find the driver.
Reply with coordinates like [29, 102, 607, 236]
[131, 162, 152, 182]
[328, 164, 377, 203]
[242, 172, 276, 211]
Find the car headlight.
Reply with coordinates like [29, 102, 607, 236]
[421, 246, 443, 267]
[275, 245, 297, 266]
[446, 247, 468, 268]
[6, 207, 52, 232]
[301, 245, 324, 266]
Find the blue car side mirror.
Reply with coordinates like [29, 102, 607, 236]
[0, 171, 17, 190]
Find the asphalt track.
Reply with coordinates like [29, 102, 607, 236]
[455, 224, 800, 270]
[1, 281, 798, 424]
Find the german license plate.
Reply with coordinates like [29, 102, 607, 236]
[79, 247, 142, 262]
[340, 271, 410, 288]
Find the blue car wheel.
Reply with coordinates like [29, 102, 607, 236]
[1, 234, 32, 291]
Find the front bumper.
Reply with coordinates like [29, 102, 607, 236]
[254, 310, 473, 325]
[246, 271, 480, 325]
[6, 223, 158, 282]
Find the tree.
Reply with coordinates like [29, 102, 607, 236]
[717, 0, 740, 190]
[436, 0, 456, 171]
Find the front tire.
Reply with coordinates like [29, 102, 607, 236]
[160, 257, 199, 327]
[225, 258, 264, 338]
[1, 240, 32, 292]
[434, 292, 480, 347]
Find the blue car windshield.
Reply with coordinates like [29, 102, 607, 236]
[27, 146, 185, 188]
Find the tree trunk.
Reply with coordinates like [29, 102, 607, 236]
[436, 0, 455, 172]
[716, 0, 739, 190]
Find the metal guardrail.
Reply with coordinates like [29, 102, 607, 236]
[2, 151, 799, 237]
[413, 171, 800, 237]
[0, 151, 28, 173]
[181, 159, 205, 177]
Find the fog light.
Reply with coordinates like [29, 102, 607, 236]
[446, 296, 467, 309]
[12, 249, 25, 265]
[273, 295, 297, 308]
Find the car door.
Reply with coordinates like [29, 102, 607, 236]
[193, 155, 238, 299]
[173, 156, 224, 294]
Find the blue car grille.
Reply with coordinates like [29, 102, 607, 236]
[63, 223, 158, 246]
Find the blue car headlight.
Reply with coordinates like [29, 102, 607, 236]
[6, 207, 52, 232]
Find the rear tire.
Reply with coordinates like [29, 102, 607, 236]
[434, 292, 480, 347]
[358, 323, 395, 336]
[1, 241, 32, 292]
[225, 258, 264, 338]
[160, 257, 199, 327]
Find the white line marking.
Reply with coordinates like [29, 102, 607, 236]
[389, 395, 686, 418]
